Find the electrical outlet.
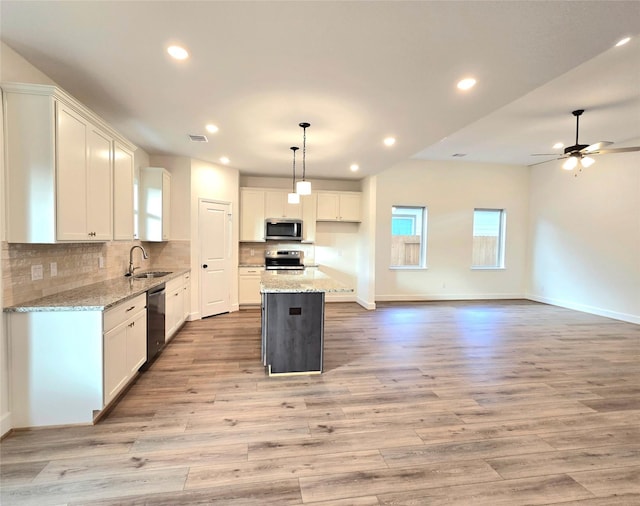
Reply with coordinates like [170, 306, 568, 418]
[31, 264, 43, 281]
[50, 262, 58, 277]
[250, 249, 255, 256]
[98, 256, 105, 269]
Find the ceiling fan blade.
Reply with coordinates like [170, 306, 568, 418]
[582, 141, 613, 153]
[591, 146, 640, 155]
[528, 156, 564, 167]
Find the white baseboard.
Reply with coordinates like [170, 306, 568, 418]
[357, 297, 376, 310]
[527, 293, 640, 324]
[1, 411, 12, 437]
[325, 293, 357, 303]
[375, 292, 524, 302]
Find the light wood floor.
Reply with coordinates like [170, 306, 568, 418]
[1, 300, 639, 505]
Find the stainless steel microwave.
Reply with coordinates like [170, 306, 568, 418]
[265, 219, 303, 241]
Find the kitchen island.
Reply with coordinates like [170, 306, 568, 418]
[260, 269, 353, 376]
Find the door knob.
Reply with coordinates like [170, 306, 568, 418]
[202, 264, 208, 268]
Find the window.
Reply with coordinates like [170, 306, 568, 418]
[472, 209, 506, 268]
[391, 206, 426, 268]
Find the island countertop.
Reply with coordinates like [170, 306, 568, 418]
[260, 269, 353, 293]
[4, 268, 190, 312]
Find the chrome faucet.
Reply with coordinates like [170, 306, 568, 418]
[128, 245, 149, 276]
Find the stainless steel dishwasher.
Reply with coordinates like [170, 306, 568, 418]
[144, 283, 166, 368]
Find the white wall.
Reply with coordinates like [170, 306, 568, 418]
[1, 40, 61, 436]
[527, 148, 640, 323]
[1, 41, 57, 435]
[356, 176, 377, 309]
[190, 158, 240, 316]
[0, 41, 57, 85]
[375, 160, 530, 301]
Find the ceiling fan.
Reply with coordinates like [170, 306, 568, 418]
[531, 109, 640, 172]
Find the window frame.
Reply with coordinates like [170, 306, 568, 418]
[390, 205, 427, 270]
[471, 208, 506, 270]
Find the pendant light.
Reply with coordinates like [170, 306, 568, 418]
[296, 122, 312, 196]
[287, 146, 300, 204]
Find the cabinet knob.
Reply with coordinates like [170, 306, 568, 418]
[202, 264, 208, 269]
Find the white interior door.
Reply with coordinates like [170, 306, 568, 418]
[199, 200, 231, 318]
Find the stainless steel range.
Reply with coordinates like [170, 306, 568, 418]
[265, 250, 304, 270]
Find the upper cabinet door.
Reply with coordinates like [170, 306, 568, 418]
[338, 193, 362, 222]
[113, 142, 135, 241]
[240, 188, 266, 241]
[56, 104, 89, 241]
[264, 190, 302, 220]
[86, 126, 113, 240]
[316, 192, 340, 221]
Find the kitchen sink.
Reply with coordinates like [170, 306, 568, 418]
[132, 271, 172, 279]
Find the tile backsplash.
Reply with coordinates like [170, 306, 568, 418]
[2, 240, 190, 307]
[239, 241, 315, 266]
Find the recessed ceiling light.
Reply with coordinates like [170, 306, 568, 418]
[205, 124, 219, 134]
[615, 37, 631, 47]
[350, 164, 359, 172]
[457, 78, 476, 90]
[219, 157, 230, 165]
[167, 45, 189, 60]
[553, 142, 564, 149]
[383, 137, 396, 147]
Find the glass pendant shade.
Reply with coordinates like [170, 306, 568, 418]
[562, 156, 578, 170]
[581, 156, 595, 168]
[296, 180, 312, 195]
[287, 192, 300, 204]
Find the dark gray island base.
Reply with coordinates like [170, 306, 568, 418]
[260, 269, 352, 376]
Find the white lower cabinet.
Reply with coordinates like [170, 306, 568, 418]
[103, 293, 147, 406]
[183, 272, 191, 321]
[166, 273, 190, 342]
[239, 267, 264, 305]
[8, 292, 147, 428]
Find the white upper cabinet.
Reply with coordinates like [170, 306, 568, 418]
[2, 83, 136, 243]
[139, 167, 171, 242]
[56, 105, 113, 241]
[316, 191, 362, 222]
[113, 141, 135, 241]
[240, 188, 266, 241]
[264, 189, 303, 220]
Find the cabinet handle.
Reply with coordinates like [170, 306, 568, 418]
[202, 264, 208, 269]
[126, 305, 136, 312]
[175, 293, 179, 297]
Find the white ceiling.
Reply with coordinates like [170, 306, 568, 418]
[1, 1, 639, 179]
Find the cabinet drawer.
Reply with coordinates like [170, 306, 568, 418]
[165, 276, 183, 294]
[104, 293, 147, 333]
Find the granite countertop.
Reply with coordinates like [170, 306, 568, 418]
[4, 268, 190, 312]
[261, 269, 353, 294]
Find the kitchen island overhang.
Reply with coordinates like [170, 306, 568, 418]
[260, 269, 353, 376]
